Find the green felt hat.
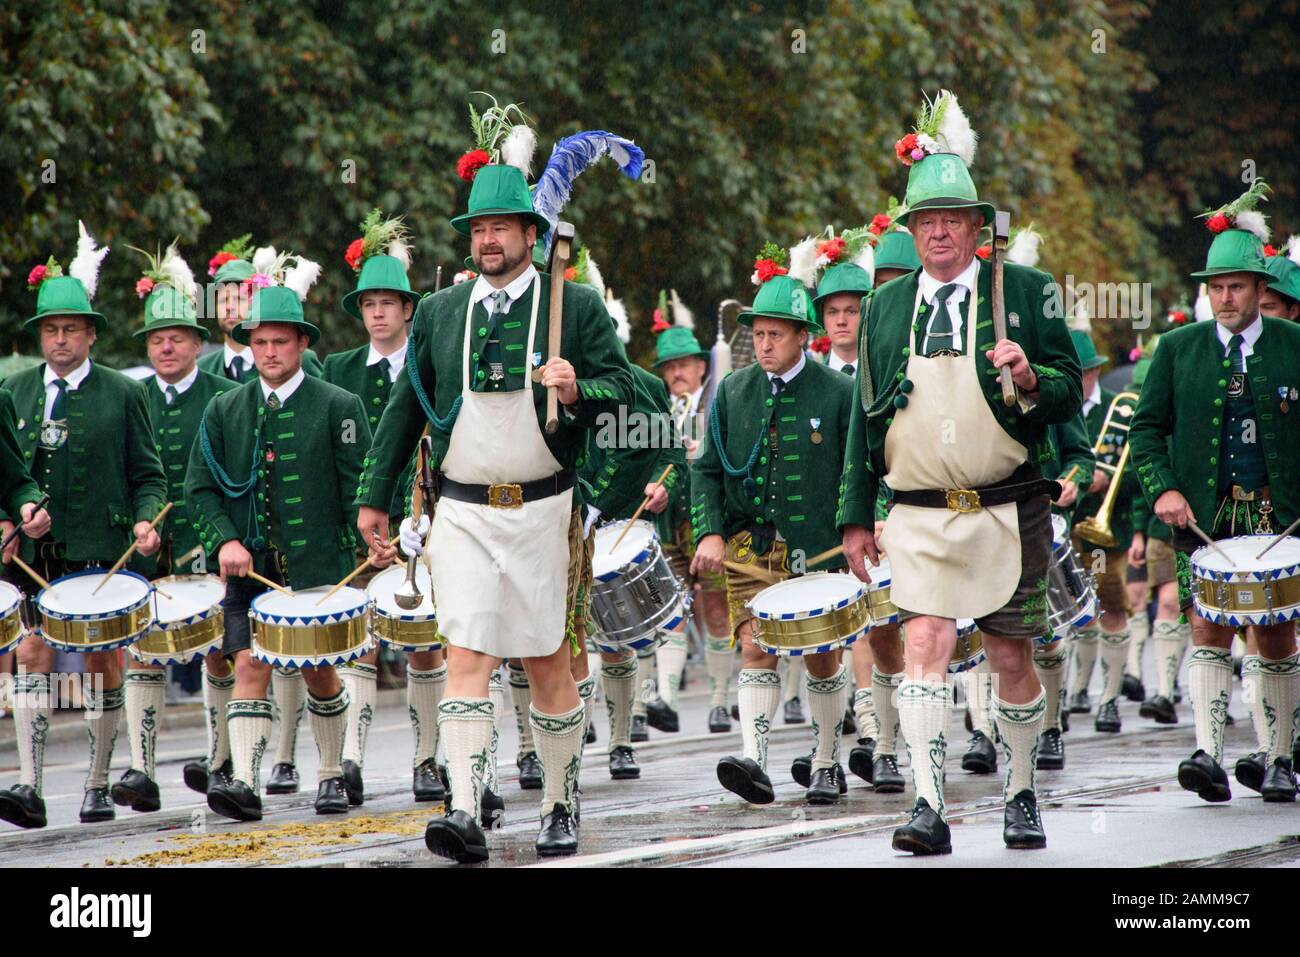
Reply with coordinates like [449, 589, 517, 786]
[213, 259, 254, 284]
[450, 165, 550, 238]
[737, 275, 820, 330]
[653, 327, 709, 367]
[1070, 329, 1108, 370]
[26, 276, 106, 334]
[1264, 254, 1300, 305]
[1190, 229, 1272, 280]
[874, 229, 921, 273]
[134, 286, 209, 340]
[896, 153, 995, 229]
[341, 255, 421, 320]
[232, 286, 320, 346]
[813, 263, 872, 319]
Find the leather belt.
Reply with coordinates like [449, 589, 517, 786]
[890, 465, 1059, 513]
[439, 468, 575, 509]
[1231, 484, 1270, 502]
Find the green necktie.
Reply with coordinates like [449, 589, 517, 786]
[1227, 333, 1244, 373]
[924, 283, 960, 357]
[266, 391, 281, 411]
[50, 378, 68, 420]
[229, 355, 245, 381]
[375, 357, 390, 382]
[165, 384, 178, 405]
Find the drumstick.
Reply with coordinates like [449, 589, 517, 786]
[0, 493, 50, 558]
[244, 569, 295, 597]
[1186, 519, 1233, 565]
[611, 465, 675, 552]
[723, 560, 781, 585]
[172, 543, 204, 570]
[1060, 465, 1080, 486]
[1255, 515, 1300, 560]
[93, 502, 173, 594]
[805, 544, 844, 569]
[315, 533, 401, 606]
[10, 555, 51, 591]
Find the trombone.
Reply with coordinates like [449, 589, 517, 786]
[1074, 391, 1140, 548]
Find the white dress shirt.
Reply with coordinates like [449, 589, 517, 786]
[1081, 380, 1103, 417]
[155, 365, 199, 402]
[43, 358, 92, 421]
[827, 350, 857, 375]
[767, 352, 807, 393]
[470, 265, 538, 314]
[1215, 314, 1263, 361]
[918, 257, 979, 349]
[367, 342, 407, 382]
[223, 342, 251, 375]
[260, 368, 305, 405]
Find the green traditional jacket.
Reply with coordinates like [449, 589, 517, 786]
[1043, 412, 1095, 519]
[692, 359, 853, 569]
[1073, 387, 1139, 546]
[582, 363, 687, 521]
[356, 272, 634, 513]
[1130, 316, 1300, 530]
[185, 375, 370, 589]
[836, 261, 1083, 530]
[1, 362, 167, 563]
[0, 390, 42, 523]
[198, 346, 324, 383]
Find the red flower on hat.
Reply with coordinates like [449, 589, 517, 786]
[651, 308, 671, 334]
[1169, 309, 1188, 326]
[1264, 244, 1278, 257]
[564, 266, 578, 281]
[894, 133, 919, 166]
[811, 335, 831, 354]
[135, 277, 155, 299]
[345, 238, 365, 272]
[753, 258, 788, 285]
[869, 214, 892, 236]
[975, 245, 991, 260]
[817, 236, 846, 264]
[26, 264, 47, 290]
[1205, 213, 1231, 234]
[208, 251, 237, 277]
[457, 149, 491, 182]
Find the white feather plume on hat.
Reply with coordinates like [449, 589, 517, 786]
[252, 246, 279, 276]
[283, 256, 322, 301]
[787, 236, 819, 287]
[386, 239, 412, 271]
[1234, 210, 1270, 244]
[934, 89, 977, 167]
[501, 125, 537, 177]
[605, 293, 631, 345]
[1286, 235, 1300, 265]
[1006, 227, 1043, 268]
[669, 289, 694, 330]
[584, 254, 606, 300]
[1194, 283, 1214, 322]
[851, 242, 875, 282]
[159, 243, 197, 301]
[68, 220, 110, 301]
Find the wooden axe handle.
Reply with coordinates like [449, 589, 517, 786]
[545, 230, 573, 434]
[992, 210, 1016, 407]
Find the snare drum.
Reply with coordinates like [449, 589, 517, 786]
[1048, 514, 1097, 639]
[36, 569, 154, 653]
[1191, 535, 1300, 627]
[950, 620, 983, 673]
[367, 564, 442, 652]
[864, 556, 898, 627]
[250, 586, 370, 668]
[748, 573, 871, 657]
[0, 581, 23, 655]
[588, 520, 686, 654]
[131, 575, 225, 665]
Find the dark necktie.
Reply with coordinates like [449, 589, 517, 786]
[50, 378, 68, 420]
[842, 364, 855, 377]
[924, 283, 960, 356]
[229, 355, 245, 381]
[772, 376, 786, 396]
[1227, 333, 1245, 373]
[266, 391, 281, 411]
[376, 357, 390, 382]
[165, 384, 178, 405]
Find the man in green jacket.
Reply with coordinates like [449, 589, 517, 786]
[838, 93, 1082, 854]
[186, 285, 370, 822]
[0, 247, 166, 830]
[1129, 186, 1300, 804]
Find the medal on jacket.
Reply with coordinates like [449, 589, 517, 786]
[810, 417, 823, 444]
[1280, 386, 1293, 414]
[39, 419, 67, 450]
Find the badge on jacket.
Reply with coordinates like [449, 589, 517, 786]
[810, 417, 822, 444]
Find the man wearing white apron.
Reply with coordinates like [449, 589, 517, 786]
[356, 163, 633, 864]
[838, 93, 1082, 855]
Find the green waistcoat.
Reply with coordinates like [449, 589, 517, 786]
[198, 346, 324, 383]
[836, 261, 1083, 530]
[356, 272, 634, 513]
[0, 390, 41, 523]
[1, 362, 167, 563]
[185, 375, 371, 589]
[692, 359, 853, 568]
[1073, 387, 1138, 546]
[1130, 316, 1300, 531]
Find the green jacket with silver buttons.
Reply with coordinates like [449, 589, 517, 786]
[0, 390, 42, 524]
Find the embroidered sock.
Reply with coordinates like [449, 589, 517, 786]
[407, 664, 446, 766]
[271, 666, 305, 766]
[576, 673, 597, 736]
[807, 665, 848, 772]
[1257, 651, 1300, 760]
[705, 636, 734, 709]
[995, 690, 1047, 801]
[85, 683, 124, 791]
[487, 669, 505, 794]
[307, 687, 349, 783]
[1098, 628, 1132, 707]
[1188, 646, 1233, 763]
[508, 664, 536, 757]
[737, 668, 781, 770]
[872, 667, 903, 757]
[655, 632, 688, 710]
[964, 658, 995, 738]
[531, 703, 586, 816]
[633, 644, 657, 717]
[601, 656, 637, 750]
[1242, 654, 1266, 752]
[340, 662, 377, 767]
[13, 673, 50, 794]
[897, 679, 952, 818]
[1126, 613, 1150, 681]
[1153, 620, 1184, 700]
[227, 698, 273, 790]
[439, 697, 494, 819]
[124, 670, 166, 778]
[853, 686, 879, 741]
[1033, 642, 1069, 732]
[1070, 627, 1100, 697]
[203, 665, 235, 770]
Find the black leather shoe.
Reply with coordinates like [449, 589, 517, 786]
[0, 785, 47, 829]
[341, 759, 364, 806]
[315, 778, 349, 814]
[110, 769, 160, 813]
[892, 798, 951, 855]
[425, 809, 488, 864]
[80, 787, 115, 823]
[413, 758, 446, 802]
[584, 722, 597, 745]
[842, 708, 858, 737]
[873, 754, 905, 793]
[208, 778, 263, 821]
[1036, 728, 1065, 770]
[784, 698, 805, 724]
[730, 703, 740, 722]
[1068, 690, 1091, 714]
[1177, 749, 1231, 803]
[208, 758, 233, 793]
[807, 765, 844, 805]
[791, 753, 812, 788]
[536, 801, 579, 857]
[609, 745, 640, 780]
[708, 705, 731, 733]
[716, 755, 775, 805]
[481, 786, 505, 830]
[1122, 674, 1146, 702]
[183, 760, 209, 795]
[1261, 757, 1298, 803]
[1234, 751, 1266, 793]
[848, 738, 876, 783]
[645, 697, 679, 733]
[1139, 694, 1177, 724]
[961, 731, 997, 774]
[517, 751, 543, 790]
[265, 762, 299, 794]
[1004, 789, 1047, 849]
[629, 714, 649, 743]
[1094, 699, 1121, 733]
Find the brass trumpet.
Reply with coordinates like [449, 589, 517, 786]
[1074, 390, 1140, 548]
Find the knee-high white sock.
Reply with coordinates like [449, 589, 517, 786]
[1153, 620, 1184, 699]
[872, 667, 902, 757]
[1033, 642, 1069, 732]
[227, 698, 273, 790]
[1242, 654, 1266, 752]
[655, 632, 688, 709]
[486, 669, 504, 793]
[203, 665, 235, 770]
[576, 673, 597, 735]
[531, 703, 586, 815]
[781, 657, 805, 705]
[964, 659, 994, 737]
[853, 686, 879, 741]
[407, 664, 446, 765]
[508, 664, 536, 757]
[737, 668, 781, 770]
[1070, 628, 1100, 696]
[340, 662, 377, 767]
[124, 670, 166, 778]
[85, 684, 124, 791]
[633, 645, 657, 717]
[307, 687, 349, 783]
[994, 690, 1047, 801]
[1098, 628, 1131, 706]
[897, 679, 952, 817]
[808, 665, 848, 771]
[601, 656, 637, 750]
[1189, 647, 1233, 763]
[13, 673, 50, 793]
[272, 667, 305, 765]
[1257, 651, 1300, 760]
[1126, 613, 1150, 680]
[439, 697, 494, 819]
[705, 636, 733, 709]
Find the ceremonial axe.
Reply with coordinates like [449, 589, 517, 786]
[542, 221, 575, 434]
[991, 209, 1017, 406]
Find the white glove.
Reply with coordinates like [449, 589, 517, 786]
[400, 514, 430, 558]
[582, 506, 602, 539]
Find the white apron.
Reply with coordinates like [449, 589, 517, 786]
[428, 275, 573, 657]
[879, 265, 1028, 619]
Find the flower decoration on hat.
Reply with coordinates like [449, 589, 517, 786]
[751, 241, 789, 287]
[894, 89, 977, 168]
[651, 288, 672, 334]
[343, 208, 412, 274]
[27, 256, 62, 291]
[208, 234, 253, 277]
[1166, 300, 1191, 327]
[453, 269, 477, 285]
[1199, 179, 1270, 241]
[870, 197, 909, 237]
[810, 335, 831, 355]
[458, 93, 535, 183]
[129, 240, 197, 302]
